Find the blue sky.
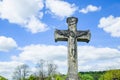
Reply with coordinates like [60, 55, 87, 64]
[0, 0, 120, 79]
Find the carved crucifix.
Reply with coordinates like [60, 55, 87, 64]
[54, 17, 91, 80]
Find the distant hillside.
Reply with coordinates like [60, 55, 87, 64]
[79, 69, 120, 80]
[79, 71, 105, 80]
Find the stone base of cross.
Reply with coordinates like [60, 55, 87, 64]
[54, 17, 91, 80]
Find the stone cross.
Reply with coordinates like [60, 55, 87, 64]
[54, 17, 91, 80]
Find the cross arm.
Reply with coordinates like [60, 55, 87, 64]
[76, 30, 91, 43]
[54, 29, 69, 42]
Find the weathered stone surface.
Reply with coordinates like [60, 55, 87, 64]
[54, 17, 91, 80]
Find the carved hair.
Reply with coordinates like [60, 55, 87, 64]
[66, 17, 78, 26]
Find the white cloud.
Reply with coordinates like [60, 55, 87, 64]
[79, 5, 101, 14]
[12, 44, 120, 72]
[98, 15, 120, 37]
[78, 46, 120, 71]
[0, 36, 17, 52]
[12, 44, 67, 62]
[0, 0, 78, 33]
[25, 16, 49, 33]
[45, 0, 77, 19]
[78, 46, 120, 61]
[0, 0, 48, 33]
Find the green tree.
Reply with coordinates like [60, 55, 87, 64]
[81, 74, 94, 80]
[28, 75, 37, 80]
[99, 69, 120, 80]
[54, 75, 65, 80]
[78, 72, 82, 79]
[0, 76, 7, 80]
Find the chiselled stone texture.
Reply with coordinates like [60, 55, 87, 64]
[54, 17, 91, 80]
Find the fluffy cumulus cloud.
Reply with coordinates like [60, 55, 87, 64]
[45, 0, 77, 19]
[0, 0, 78, 33]
[12, 45, 120, 72]
[0, 36, 17, 52]
[25, 16, 48, 33]
[0, 0, 48, 33]
[98, 15, 120, 37]
[79, 5, 101, 14]
[12, 44, 67, 62]
[78, 46, 120, 71]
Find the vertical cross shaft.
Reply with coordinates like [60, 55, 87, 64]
[54, 17, 91, 80]
[67, 17, 78, 80]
